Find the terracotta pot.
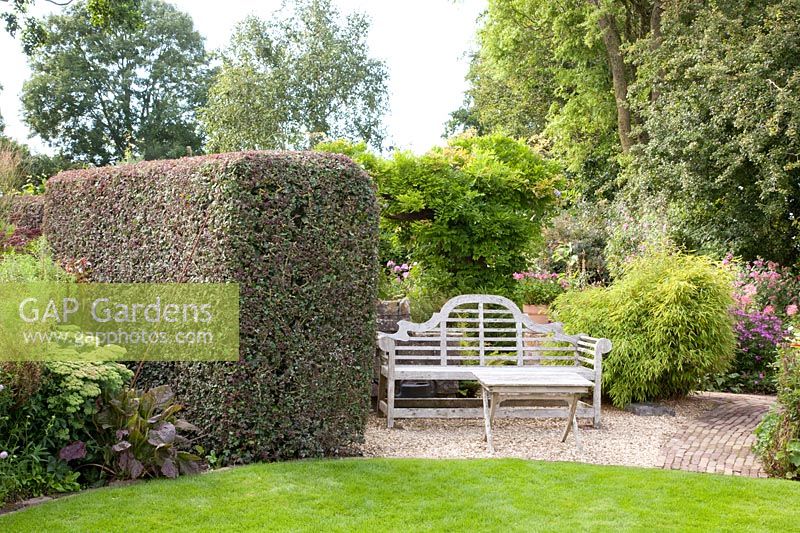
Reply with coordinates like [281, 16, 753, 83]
[523, 304, 550, 324]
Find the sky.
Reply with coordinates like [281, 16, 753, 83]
[0, 0, 486, 154]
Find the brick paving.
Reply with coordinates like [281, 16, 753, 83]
[659, 392, 775, 477]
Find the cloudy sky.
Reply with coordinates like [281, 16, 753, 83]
[0, 0, 486, 154]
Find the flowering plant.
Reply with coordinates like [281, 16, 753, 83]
[709, 256, 798, 393]
[513, 271, 569, 305]
[378, 260, 416, 300]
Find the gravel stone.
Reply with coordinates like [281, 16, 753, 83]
[361, 394, 716, 468]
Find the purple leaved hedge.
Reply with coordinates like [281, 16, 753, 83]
[44, 151, 379, 464]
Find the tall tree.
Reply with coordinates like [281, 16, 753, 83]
[625, 0, 800, 264]
[21, 0, 211, 165]
[453, 0, 661, 194]
[1, 0, 143, 54]
[200, 0, 388, 152]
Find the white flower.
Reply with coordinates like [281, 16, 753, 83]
[0, 384, 4, 392]
[0, 451, 8, 460]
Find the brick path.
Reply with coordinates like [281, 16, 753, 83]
[660, 392, 774, 477]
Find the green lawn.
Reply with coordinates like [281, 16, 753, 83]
[2, 458, 798, 532]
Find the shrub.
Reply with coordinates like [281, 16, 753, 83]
[0, 240, 135, 504]
[755, 329, 800, 479]
[552, 251, 735, 407]
[512, 272, 568, 306]
[709, 257, 797, 393]
[1, 193, 44, 251]
[317, 133, 563, 296]
[44, 151, 378, 464]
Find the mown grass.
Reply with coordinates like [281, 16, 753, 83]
[2, 458, 798, 532]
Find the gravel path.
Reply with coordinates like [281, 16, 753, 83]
[362, 395, 717, 468]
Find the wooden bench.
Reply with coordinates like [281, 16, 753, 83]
[376, 294, 612, 428]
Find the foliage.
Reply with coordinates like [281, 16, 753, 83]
[709, 257, 798, 393]
[1, 0, 143, 54]
[44, 151, 378, 465]
[626, 0, 800, 264]
[538, 201, 610, 284]
[512, 272, 568, 305]
[21, 0, 211, 165]
[94, 385, 202, 480]
[200, 0, 388, 152]
[552, 251, 735, 407]
[319, 133, 563, 297]
[4, 459, 800, 531]
[453, 0, 660, 195]
[378, 260, 415, 300]
[755, 328, 800, 479]
[0, 243, 132, 503]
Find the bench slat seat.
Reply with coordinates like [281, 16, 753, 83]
[376, 294, 612, 428]
[383, 364, 597, 381]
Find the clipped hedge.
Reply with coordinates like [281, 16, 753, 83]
[552, 252, 735, 407]
[44, 151, 379, 464]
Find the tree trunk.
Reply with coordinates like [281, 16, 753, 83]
[590, 1, 633, 152]
[649, 0, 662, 103]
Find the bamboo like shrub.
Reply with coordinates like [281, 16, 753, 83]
[553, 251, 735, 407]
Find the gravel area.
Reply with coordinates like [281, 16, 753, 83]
[362, 394, 716, 468]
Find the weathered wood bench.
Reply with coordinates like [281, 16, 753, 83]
[376, 294, 612, 428]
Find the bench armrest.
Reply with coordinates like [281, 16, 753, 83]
[377, 333, 396, 353]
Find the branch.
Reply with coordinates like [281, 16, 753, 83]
[383, 209, 435, 222]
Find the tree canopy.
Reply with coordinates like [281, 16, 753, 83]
[21, 0, 211, 165]
[456, 0, 800, 264]
[200, 0, 388, 152]
[1, 0, 143, 54]
[319, 133, 564, 294]
[625, 0, 800, 264]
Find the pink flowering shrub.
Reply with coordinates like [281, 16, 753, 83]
[709, 257, 798, 393]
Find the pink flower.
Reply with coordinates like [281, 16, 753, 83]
[0, 451, 7, 460]
[513, 272, 524, 280]
[787, 304, 798, 316]
[386, 260, 395, 268]
[400, 263, 409, 271]
[764, 305, 775, 314]
[393, 265, 402, 273]
[402, 271, 410, 279]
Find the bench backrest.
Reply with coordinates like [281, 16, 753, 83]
[385, 294, 587, 367]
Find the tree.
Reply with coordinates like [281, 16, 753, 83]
[453, 0, 664, 195]
[1, 0, 143, 54]
[21, 0, 210, 165]
[625, 0, 800, 264]
[319, 133, 564, 295]
[200, 0, 388, 152]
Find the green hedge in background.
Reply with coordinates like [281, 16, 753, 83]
[44, 151, 379, 464]
[552, 251, 735, 407]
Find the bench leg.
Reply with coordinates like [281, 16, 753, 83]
[482, 387, 494, 453]
[561, 394, 579, 444]
[377, 372, 386, 414]
[593, 381, 602, 428]
[387, 377, 395, 429]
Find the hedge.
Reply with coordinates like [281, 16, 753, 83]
[5, 194, 44, 248]
[44, 151, 379, 464]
